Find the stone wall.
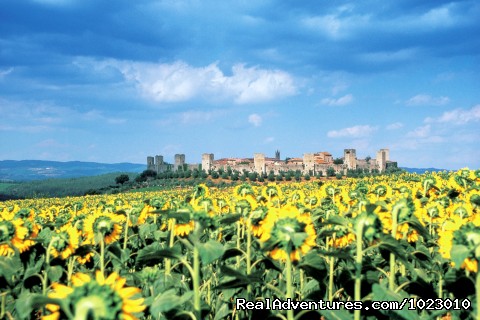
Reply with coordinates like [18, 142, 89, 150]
[146, 148, 395, 175]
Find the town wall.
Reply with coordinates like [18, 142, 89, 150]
[146, 148, 396, 175]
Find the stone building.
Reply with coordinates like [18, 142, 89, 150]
[146, 148, 397, 175]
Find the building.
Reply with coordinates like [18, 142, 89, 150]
[146, 148, 397, 175]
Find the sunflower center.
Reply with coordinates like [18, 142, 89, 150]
[273, 218, 304, 245]
[52, 232, 69, 251]
[71, 282, 122, 320]
[0, 221, 15, 242]
[454, 207, 468, 217]
[93, 217, 114, 235]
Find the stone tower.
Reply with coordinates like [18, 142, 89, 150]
[303, 153, 315, 175]
[275, 150, 280, 160]
[147, 156, 154, 171]
[155, 155, 164, 172]
[254, 153, 266, 174]
[202, 153, 214, 172]
[376, 149, 389, 172]
[344, 149, 357, 170]
[174, 154, 185, 171]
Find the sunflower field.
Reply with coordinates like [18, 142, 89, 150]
[1, 169, 479, 320]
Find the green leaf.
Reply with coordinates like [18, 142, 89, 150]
[47, 265, 63, 282]
[139, 223, 158, 239]
[218, 214, 242, 225]
[450, 244, 470, 269]
[321, 215, 349, 227]
[0, 256, 22, 286]
[371, 283, 419, 320]
[319, 309, 352, 320]
[406, 217, 430, 240]
[216, 266, 262, 289]
[150, 289, 194, 314]
[220, 248, 244, 261]
[15, 291, 35, 320]
[135, 243, 180, 267]
[297, 251, 327, 282]
[198, 240, 225, 265]
[213, 303, 231, 320]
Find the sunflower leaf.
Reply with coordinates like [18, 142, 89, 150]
[450, 245, 470, 269]
[218, 214, 242, 225]
[318, 309, 351, 320]
[198, 240, 225, 265]
[220, 248, 244, 260]
[150, 289, 194, 314]
[47, 265, 63, 282]
[135, 243, 180, 267]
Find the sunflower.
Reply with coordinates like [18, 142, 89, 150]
[174, 220, 195, 237]
[49, 224, 80, 260]
[0, 219, 32, 256]
[260, 205, 316, 262]
[451, 222, 480, 273]
[250, 206, 270, 238]
[83, 210, 124, 245]
[43, 270, 145, 320]
[261, 183, 283, 203]
[234, 183, 255, 198]
[192, 183, 210, 199]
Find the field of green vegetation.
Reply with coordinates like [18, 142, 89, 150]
[0, 172, 137, 200]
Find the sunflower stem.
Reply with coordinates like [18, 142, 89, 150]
[193, 246, 201, 320]
[42, 239, 54, 296]
[236, 221, 241, 268]
[328, 256, 335, 302]
[123, 210, 130, 251]
[285, 253, 294, 320]
[354, 222, 364, 320]
[246, 216, 252, 299]
[67, 256, 75, 286]
[0, 291, 6, 319]
[389, 205, 399, 291]
[99, 235, 105, 276]
[165, 218, 176, 277]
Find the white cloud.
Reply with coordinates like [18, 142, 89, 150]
[407, 124, 431, 138]
[321, 94, 353, 106]
[302, 12, 370, 40]
[327, 125, 377, 138]
[264, 137, 275, 143]
[360, 48, 418, 64]
[0, 67, 14, 78]
[425, 104, 480, 124]
[406, 94, 450, 106]
[106, 60, 297, 104]
[386, 122, 404, 130]
[248, 113, 262, 127]
[179, 110, 225, 124]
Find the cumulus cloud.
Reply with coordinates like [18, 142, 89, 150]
[0, 67, 14, 78]
[425, 105, 480, 124]
[248, 113, 262, 127]
[327, 125, 377, 138]
[179, 110, 225, 125]
[386, 122, 403, 130]
[108, 60, 297, 104]
[321, 94, 353, 106]
[407, 124, 431, 138]
[406, 94, 450, 106]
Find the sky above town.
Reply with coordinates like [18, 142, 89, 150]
[1, 0, 479, 170]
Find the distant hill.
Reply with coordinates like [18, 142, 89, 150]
[401, 167, 449, 174]
[0, 160, 146, 181]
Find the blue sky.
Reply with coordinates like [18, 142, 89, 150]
[1, 0, 479, 170]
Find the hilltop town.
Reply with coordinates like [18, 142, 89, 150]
[147, 148, 397, 176]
